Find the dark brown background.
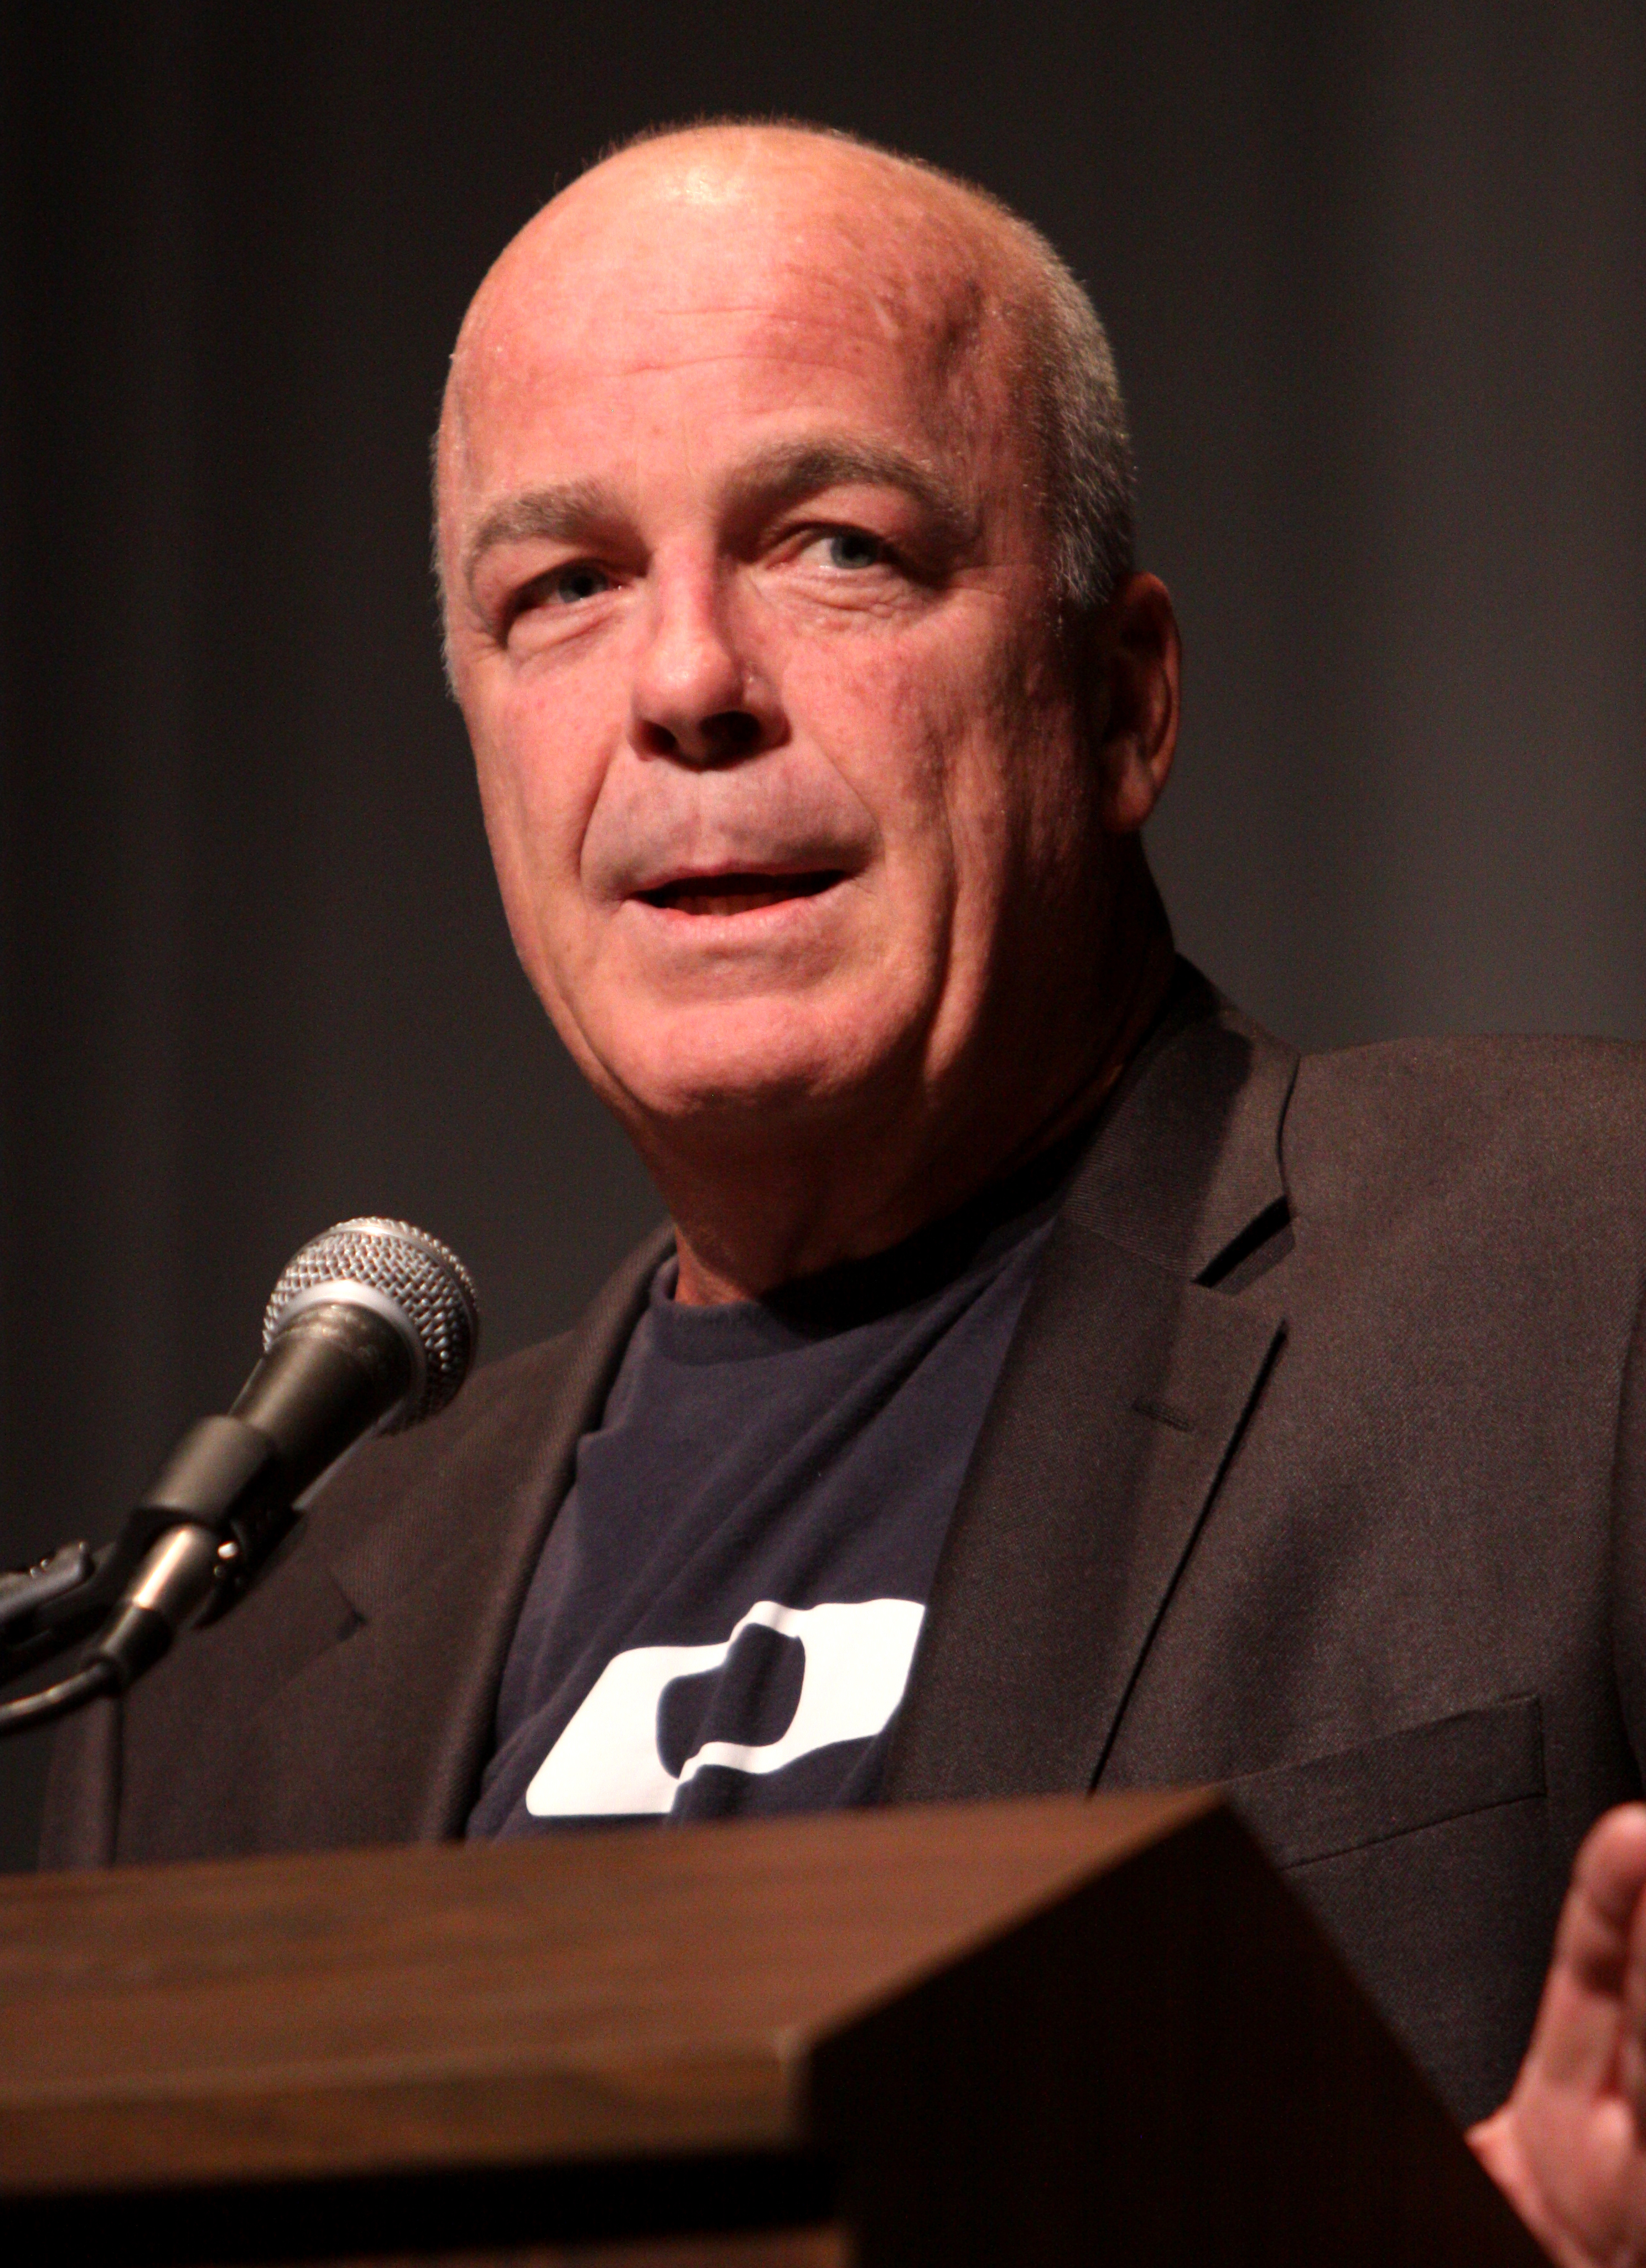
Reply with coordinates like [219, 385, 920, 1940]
[2, 1, 1642, 1869]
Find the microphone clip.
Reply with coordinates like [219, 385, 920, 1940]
[0, 1419, 298, 1694]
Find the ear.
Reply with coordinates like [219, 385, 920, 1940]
[1083, 573, 1181, 834]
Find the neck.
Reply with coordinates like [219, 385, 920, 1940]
[653, 866, 1176, 1305]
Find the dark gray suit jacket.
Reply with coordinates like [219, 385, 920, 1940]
[40, 971, 1646, 2127]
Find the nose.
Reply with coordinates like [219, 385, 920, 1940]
[628, 558, 785, 766]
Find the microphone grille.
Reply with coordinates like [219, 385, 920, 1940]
[262, 1218, 480, 1426]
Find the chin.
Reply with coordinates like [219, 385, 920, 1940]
[600, 1003, 914, 1148]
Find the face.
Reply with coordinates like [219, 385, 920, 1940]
[441, 141, 1117, 1170]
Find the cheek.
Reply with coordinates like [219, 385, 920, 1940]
[461, 680, 628, 1031]
[842, 624, 1094, 1005]
[800, 625, 1028, 908]
[467, 678, 610, 915]
[784, 639, 961, 876]
[953, 616, 1093, 868]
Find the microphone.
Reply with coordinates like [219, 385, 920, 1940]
[89, 1218, 480, 1692]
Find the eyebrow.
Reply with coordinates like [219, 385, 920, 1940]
[462, 480, 609, 590]
[461, 438, 973, 592]
[722, 439, 974, 547]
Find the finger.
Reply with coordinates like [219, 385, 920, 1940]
[1619, 1839, 1646, 2122]
[1527, 1804, 1646, 2095]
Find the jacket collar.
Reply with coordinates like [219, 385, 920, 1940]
[1057, 960, 1295, 1281]
[882, 966, 1297, 1803]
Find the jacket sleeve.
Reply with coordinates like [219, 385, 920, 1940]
[37, 1692, 122, 1868]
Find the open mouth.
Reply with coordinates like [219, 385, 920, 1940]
[637, 870, 844, 917]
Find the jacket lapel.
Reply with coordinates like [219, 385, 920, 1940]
[883, 973, 1296, 1803]
[246, 1225, 673, 1848]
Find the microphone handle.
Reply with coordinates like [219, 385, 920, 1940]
[231, 1300, 414, 1489]
[90, 1301, 415, 1687]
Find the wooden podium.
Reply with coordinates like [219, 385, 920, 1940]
[0, 1791, 1543, 2266]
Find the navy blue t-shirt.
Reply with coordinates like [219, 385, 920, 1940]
[467, 1164, 1067, 1837]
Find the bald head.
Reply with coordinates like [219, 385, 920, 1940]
[436, 122, 1133, 628]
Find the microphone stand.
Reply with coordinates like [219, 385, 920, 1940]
[0, 1544, 124, 1733]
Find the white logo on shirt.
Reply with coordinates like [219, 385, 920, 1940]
[523, 1596, 925, 1818]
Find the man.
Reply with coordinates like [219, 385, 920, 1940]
[40, 121, 1646, 2264]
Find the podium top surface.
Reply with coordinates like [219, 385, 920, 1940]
[0, 1789, 1210, 2196]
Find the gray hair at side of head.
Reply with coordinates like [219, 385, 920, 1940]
[995, 219, 1137, 613]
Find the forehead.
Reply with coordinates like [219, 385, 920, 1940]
[445, 147, 1023, 506]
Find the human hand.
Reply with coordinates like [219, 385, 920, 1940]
[1470, 1804, 1646, 2266]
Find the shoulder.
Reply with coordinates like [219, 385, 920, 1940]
[1284, 1032, 1646, 1245]
[1291, 1029, 1646, 1154]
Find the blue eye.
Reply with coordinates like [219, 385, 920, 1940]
[825, 529, 885, 569]
[549, 563, 611, 604]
